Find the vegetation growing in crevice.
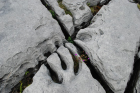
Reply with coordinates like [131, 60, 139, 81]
[58, 0, 72, 16]
[74, 44, 114, 93]
[87, 3, 102, 16]
[45, 4, 56, 18]
[10, 60, 46, 93]
[49, 10, 56, 18]
[138, 4, 140, 10]
[67, 36, 74, 43]
[10, 70, 33, 93]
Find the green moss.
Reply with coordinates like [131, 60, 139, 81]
[87, 2, 90, 6]
[49, 10, 56, 17]
[67, 36, 74, 43]
[58, 0, 72, 16]
[138, 4, 140, 10]
[25, 71, 29, 75]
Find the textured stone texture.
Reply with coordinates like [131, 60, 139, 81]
[62, 0, 93, 28]
[23, 45, 105, 93]
[0, 0, 65, 92]
[44, 0, 74, 36]
[74, 0, 140, 92]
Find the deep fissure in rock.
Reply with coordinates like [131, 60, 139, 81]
[73, 43, 114, 93]
[124, 46, 140, 93]
[45, 63, 63, 84]
[69, 51, 80, 74]
[40, 0, 70, 39]
[10, 0, 114, 92]
[57, 53, 67, 70]
[10, 60, 46, 93]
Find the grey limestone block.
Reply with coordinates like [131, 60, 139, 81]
[0, 0, 65, 92]
[23, 45, 105, 93]
[74, 0, 140, 92]
[44, 0, 75, 36]
[62, 0, 93, 28]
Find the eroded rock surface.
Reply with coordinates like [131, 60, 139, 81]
[23, 45, 105, 93]
[62, 0, 93, 28]
[44, 0, 74, 36]
[0, 0, 65, 92]
[74, 0, 140, 92]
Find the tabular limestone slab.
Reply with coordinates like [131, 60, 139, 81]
[0, 0, 65, 92]
[62, 0, 93, 28]
[23, 45, 105, 93]
[74, 0, 140, 93]
[44, 0, 74, 36]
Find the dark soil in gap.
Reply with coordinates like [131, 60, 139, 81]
[10, 60, 47, 93]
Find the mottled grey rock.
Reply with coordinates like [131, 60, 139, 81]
[58, 15, 75, 36]
[74, 0, 140, 92]
[44, 0, 74, 36]
[87, 0, 101, 6]
[62, 0, 93, 28]
[23, 45, 105, 93]
[0, 0, 65, 92]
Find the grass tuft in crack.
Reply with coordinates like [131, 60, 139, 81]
[58, 0, 72, 16]
[10, 70, 34, 93]
[87, 3, 102, 16]
[138, 4, 140, 10]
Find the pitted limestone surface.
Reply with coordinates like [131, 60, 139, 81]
[23, 45, 105, 93]
[62, 0, 93, 28]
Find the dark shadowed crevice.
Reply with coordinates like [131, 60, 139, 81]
[44, 51, 51, 57]
[10, 0, 114, 92]
[45, 63, 63, 84]
[124, 46, 140, 93]
[69, 52, 79, 74]
[99, 0, 112, 6]
[40, 0, 70, 39]
[73, 43, 114, 93]
[10, 60, 46, 93]
[57, 53, 67, 70]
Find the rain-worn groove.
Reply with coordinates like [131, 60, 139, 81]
[124, 46, 140, 93]
[73, 42, 114, 93]
[45, 62, 63, 84]
[57, 53, 67, 70]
